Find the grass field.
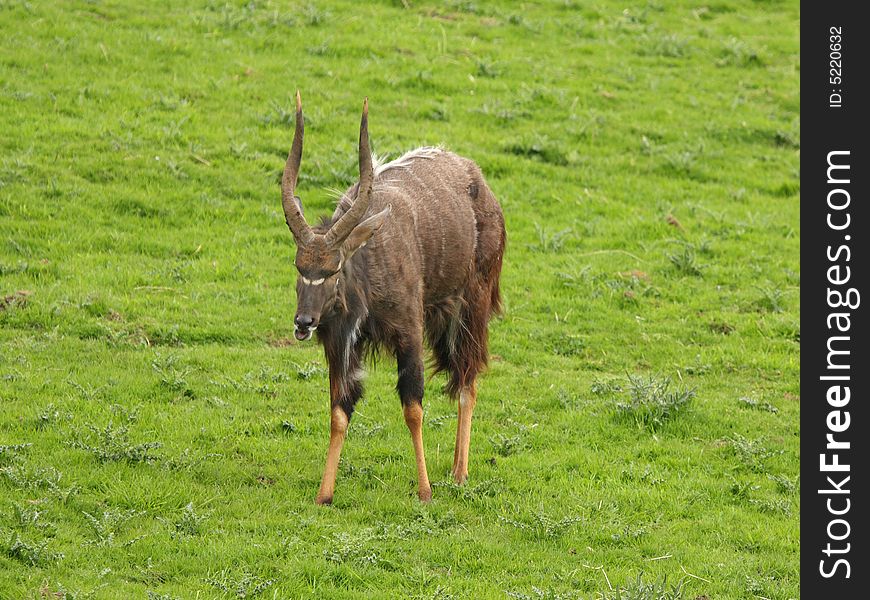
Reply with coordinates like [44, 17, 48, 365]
[0, 1, 800, 598]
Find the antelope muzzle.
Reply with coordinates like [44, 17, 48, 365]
[294, 313, 318, 341]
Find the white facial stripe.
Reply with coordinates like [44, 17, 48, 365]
[300, 276, 325, 286]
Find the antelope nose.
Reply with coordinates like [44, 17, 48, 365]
[295, 314, 315, 329]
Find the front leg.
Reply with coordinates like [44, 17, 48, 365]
[397, 342, 432, 502]
[316, 366, 363, 505]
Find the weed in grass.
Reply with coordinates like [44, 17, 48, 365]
[729, 479, 760, 501]
[490, 420, 536, 456]
[473, 101, 531, 122]
[425, 104, 450, 122]
[718, 37, 764, 67]
[67, 380, 110, 402]
[530, 223, 573, 253]
[163, 447, 222, 471]
[681, 355, 711, 375]
[413, 586, 455, 600]
[426, 412, 456, 428]
[590, 378, 624, 397]
[476, 58, 502, 78]
[146, 592, 181, 600]
[662, 149, 698, 175]
[243, 365, 292, 396]
[0, 443, 31, 464]
[409, 507, 459, 535]
[506, 137, 573, 166]
[667, 245, 703, 276]
[548, 333, 585, 357]
[82, 508, 142, 547]
[293, 361, 326, 381]
[748, 498, 791, 515]
[754, 285, 787, 313]
[69, 421, 162, 463]
[306, 41, 331, 56]
[205, 395, 229, 407]
[205, 570, 276, 599]
[555, 388, 585, 411]
[596, 273, 660, 308]
[743, 574, 776, 597]
[349, 420, 386, 438]
[600, 574, 686, 600]
[707, 321, 735, 335]
[9, 502, 57, 536]
[151, 353, 193, 393]
[723, 434, 783, 473]
[768, 474, 798, 494]
[615, 375, 695, 431]
[36, 403, 72, 429]
[260, 99, 300, 129]
[433, 478, 503, 502]
[301, 2, 328, 26]
[1, 464, 63, 492]
[737, 396, 779, 414]
[499, 510, 582, 540]
[323, 531, 381, 566]
[4, 531, 64, 566]
[489, 432, 524, 457]
[0, 289, 30, 310]
[505, 587, 579, 600]
[620, 463, 664, 486]
[638, 34, 690, 58]
[372, 510, 458, 541]
[161, 503, 208, 538]
[610, 522, 650, 543]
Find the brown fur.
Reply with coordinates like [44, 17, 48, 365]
[280, 98, 505, 503]
[330, 149, 505, 398]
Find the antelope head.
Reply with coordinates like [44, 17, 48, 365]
[281, 92, 391, 341]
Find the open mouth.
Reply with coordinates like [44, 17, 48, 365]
[294, 327, 316, 341]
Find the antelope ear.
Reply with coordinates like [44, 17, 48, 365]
[294, 195, 304, 216]
[340, 205, 391, 257]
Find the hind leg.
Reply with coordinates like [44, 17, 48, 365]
[397, 338, 432, 502]
[451, 380, 476, 484]
[452, 401, 463, 474]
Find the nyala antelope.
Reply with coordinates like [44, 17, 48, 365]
[280, 92, 505, 504]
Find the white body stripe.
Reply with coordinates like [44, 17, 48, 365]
[330, 147, 445, 219]
[374, 146, 443, 177]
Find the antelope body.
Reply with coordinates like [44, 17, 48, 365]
[280, 93, 505, 504]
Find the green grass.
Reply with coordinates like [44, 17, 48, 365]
[1, 1, 799, 598]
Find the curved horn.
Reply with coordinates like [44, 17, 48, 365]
[325, 98, 375, 247]
[281, 90, 314, 245]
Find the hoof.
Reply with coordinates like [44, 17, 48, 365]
[451, 469, 468, 485]
[315, 494, 333, 506]
[418, 486, 432, 503]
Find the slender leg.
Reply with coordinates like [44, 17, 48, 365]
[452, 382, 477, 484]
[404, 402, 432, 502]
[397, 342, 431, 502]
[316, 356, 363, 506]
[316, 406, 349, 505]
[452, 400, 463, 474]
